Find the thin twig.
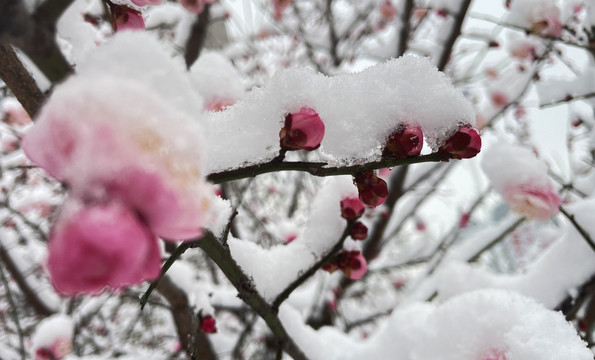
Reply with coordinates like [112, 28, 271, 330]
[0, 261, 26, 360]
[560, 206, 595, 254]
[272, 221, 354, 310]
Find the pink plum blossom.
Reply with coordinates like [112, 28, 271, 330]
[503, 183, 561, 221]
[380, 1, 397, 21]
[480, 348, 508, 360]
[490, 91, 508, 108]
[32, 315, 74, 360]
[383, 124, 423, 159]
[111, 5, 145, 32]
[1, 99, 31, 126]
[131, 0, 163, 6]
[48, 199, 161, 295]
[353, 170, 389, 207]
[273, 0, 292, 20]
[178, 0, 215, 14]
[23, 76, 210, 241]
[438, 125, 482, 159]
[340, 196, 366, 221]
[279, 107, 325, 151]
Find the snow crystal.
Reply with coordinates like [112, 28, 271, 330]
[205, 55, 475, 173]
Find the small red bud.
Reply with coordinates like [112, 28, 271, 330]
[350, 222, 368, 240]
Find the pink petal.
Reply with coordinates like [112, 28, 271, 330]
[48, 199, 161, 295]
[280, 107, 325, 151]
[504, 183, 561, 221]
[131, 0, 163, 6]
[178, 0, 215, 14]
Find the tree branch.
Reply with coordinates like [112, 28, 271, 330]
[272, 221, 353, 310]
[0, 260, 26, 360]
[185, 5, 211, 69]
[396, 0, 414, 57]
[0, 42, 45, 117]
[560, 206, 595, 254]
[0, 0, 73, 84]
[207, 153, 446, 184]
[436, 0, 472, 71]
[0, 243, 56, 317]
[155, 275, 217, 360]
[197, 233, 308, 360]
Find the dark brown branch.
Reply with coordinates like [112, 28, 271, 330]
[396, 0, 414, 57]
[197, 234, 308, 360]
[325, 0, 340, 67]
[436, 0, 472, 71]
[156, 275, 217, 360]
[207, 153, 445, 184]
[0, 244, 56, 316]
[0, 42, 45, 117]
[185, 5, 211, 69]
[0, 0, 73, 84]
[272, 221, 353, 310]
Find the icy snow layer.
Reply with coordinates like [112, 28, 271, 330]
[205, 55, 475, 173]
[229, 176, 358, 300]
[433, 198, 595, 309]
[281, 289, 592, 360]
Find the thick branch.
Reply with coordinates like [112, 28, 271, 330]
[0, 42, 45, 117]
[207, 153, 445, 184]
[436, 0, 472, 71]
[185, 5, 211, 69]
[325, 0, 340, 67]
[0, 0, 73, 84]
[156, 275, 217, 360]
[197, 234, 308, 360]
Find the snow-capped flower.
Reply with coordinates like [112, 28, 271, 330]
[111, 5, 145, 32]
[383, 124, 423, 159]
[178, 0, 215, 14]
[48, 199, 161, 295]
[353, 170, 389, 207]
[503, 183, 561, 221]
[32, 315, 74, 360]
[438, 125, 481, 159]
[340, 196, 366, 221]
[23, 75, 211, 241]
[482, 143, 561, 221]
[279, 107, 325, 151]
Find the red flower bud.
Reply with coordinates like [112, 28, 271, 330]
[350, 222, 368, 240]
[338, 251, 367, 280]
[340, 197, 365, 220]
[438, 126, 481, 159]
[353, 171, 389, 208]
[110, 5, 145, 32]
[279, 107, 325, 151]
[200, 315, 217, 334]
[383, 125, 423, 159]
